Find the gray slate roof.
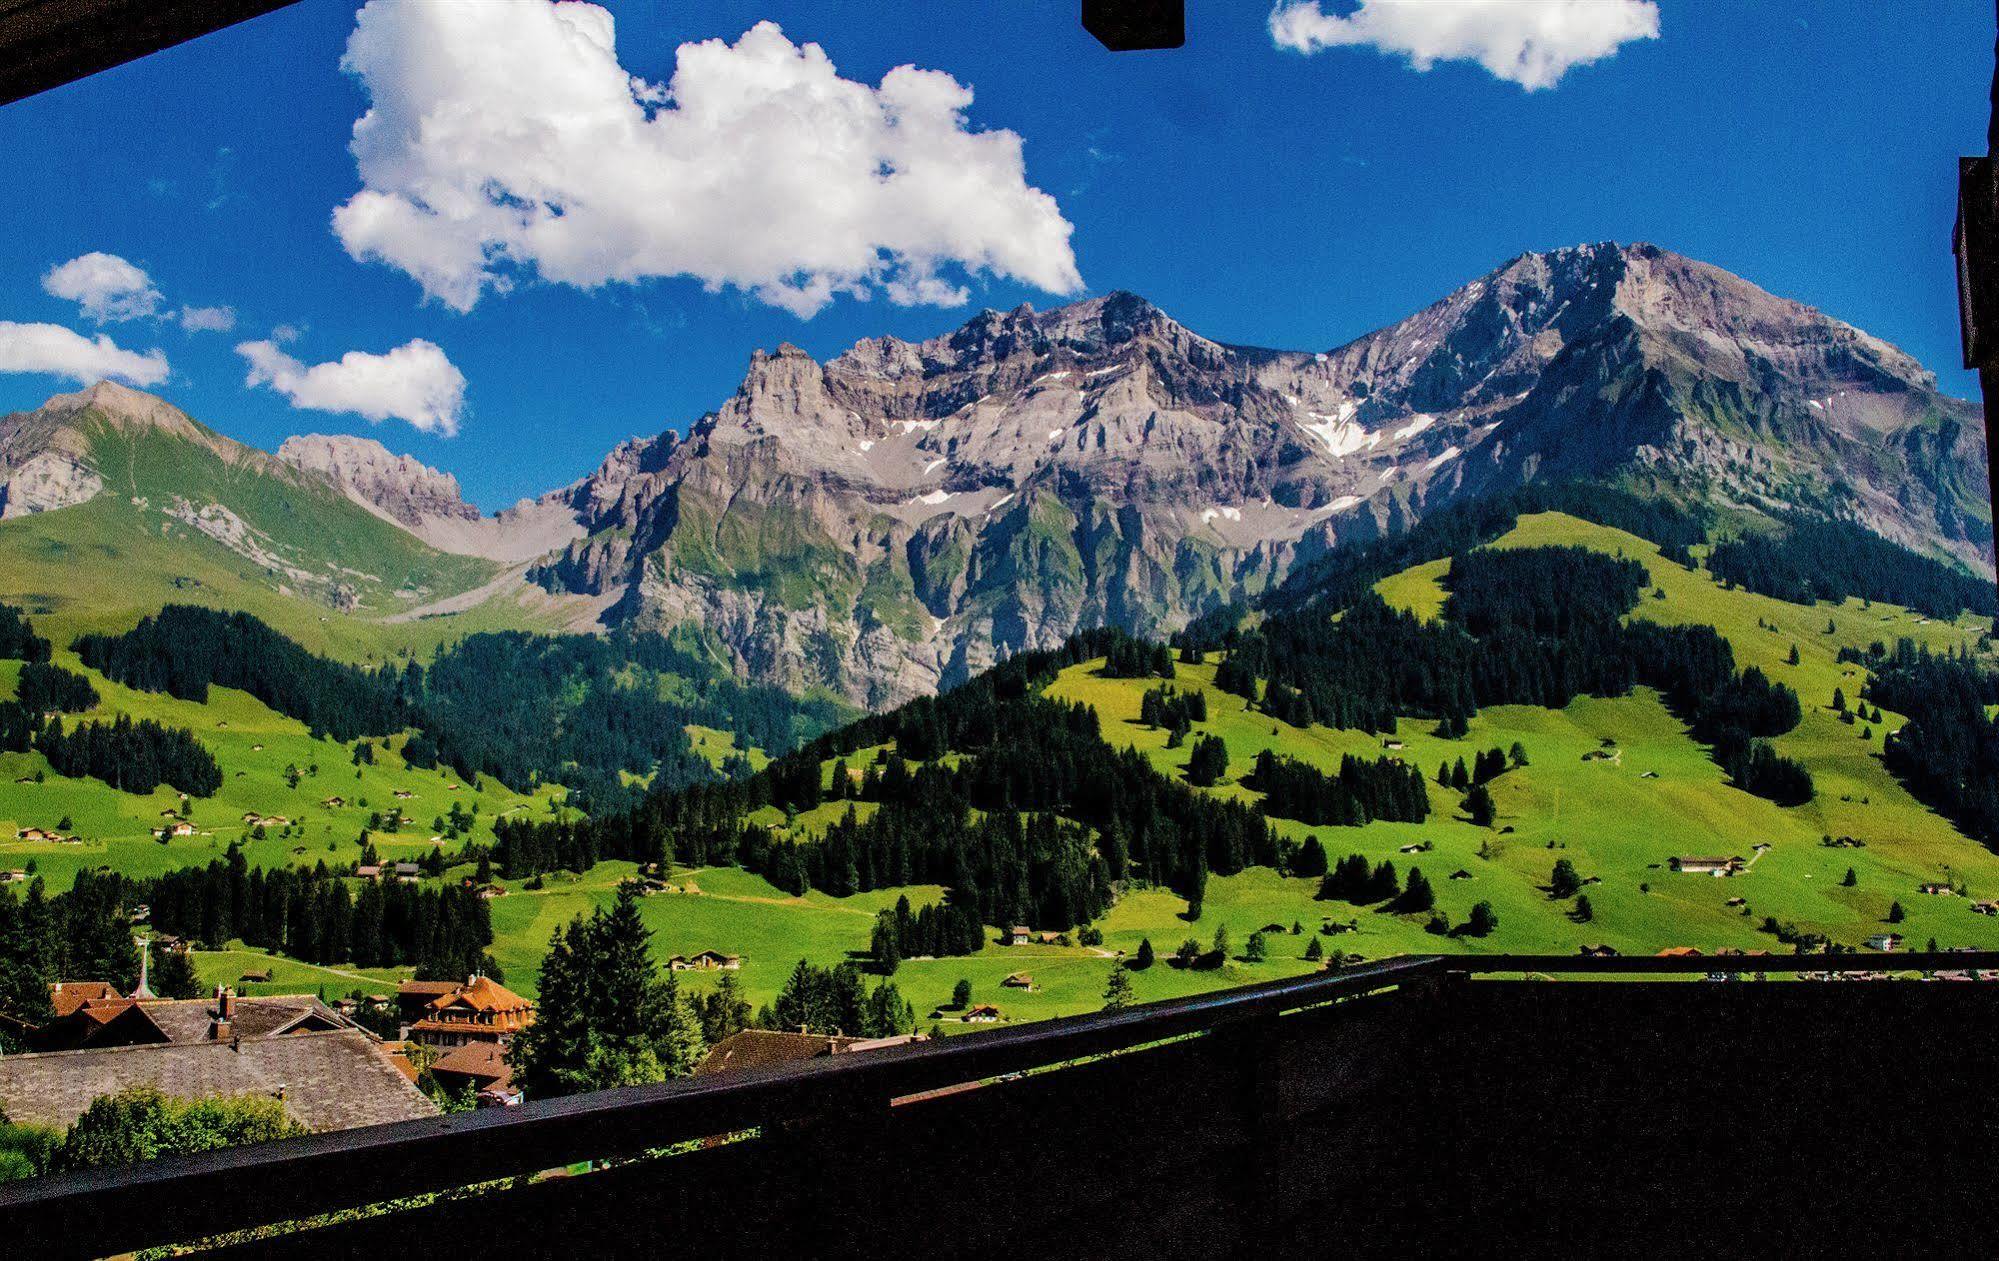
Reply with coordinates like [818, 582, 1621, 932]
[140, 995, 342, 1043]
[0, 1028, 439, 1132]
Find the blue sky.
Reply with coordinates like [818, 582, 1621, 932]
[0, 0, 1987, 508]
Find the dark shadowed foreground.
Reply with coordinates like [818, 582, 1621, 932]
[4, 952, 1997, 1259]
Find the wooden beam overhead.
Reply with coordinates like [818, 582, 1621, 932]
[0, 0, 300, 108]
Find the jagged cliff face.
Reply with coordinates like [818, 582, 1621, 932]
[2, 245, 1983, 706]
[275, 433, 586, 565]
[528, 243, 1991, 707]
[278, 433, 480, 527]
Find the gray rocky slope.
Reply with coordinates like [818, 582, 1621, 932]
[2, 244, 1983, 707]
[523, 242, 1990, 705]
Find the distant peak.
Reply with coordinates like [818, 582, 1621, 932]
[277, 433, 474, 525]
[50, 379, 174, 417]
[40, 380, 205, 438]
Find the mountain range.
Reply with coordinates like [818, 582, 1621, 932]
[0, 242, 1987, 705]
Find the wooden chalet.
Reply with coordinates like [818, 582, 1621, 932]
[406, 976, 535, 1050]
[668, 950, 741, 971]
[0, 986, 432, 1135]
[1670, 856, 1740, 876]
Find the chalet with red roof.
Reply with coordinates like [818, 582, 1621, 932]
[405, 976, 535, 1050]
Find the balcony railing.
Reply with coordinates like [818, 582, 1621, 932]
[6, 952, 1999, 1259]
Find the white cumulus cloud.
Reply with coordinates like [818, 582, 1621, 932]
[332, 0, 1082, 317]
[236, 337, 466, 436]
[1270, 0, 1659, 91]
[177, 305, 237, 333]
[42, 252, 164, 323]
[0, 322, 170, 386]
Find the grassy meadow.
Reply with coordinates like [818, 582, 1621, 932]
[0, 644, 569, 891]
[21, 509, 1999, 1032]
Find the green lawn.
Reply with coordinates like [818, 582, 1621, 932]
[190, 946, 408, 1000]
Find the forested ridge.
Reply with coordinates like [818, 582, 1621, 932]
[2, 607, 219, 798]
[495, 628, 1283, 942]
[485, 525, 1857, 957]
[1707, 516, 1998, 620]
[1202, 545, 1815, 805]
[1866, 641, 1999, 851]
[74, 607, 845, 810]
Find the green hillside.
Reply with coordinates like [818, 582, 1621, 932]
[0, 644, 567, 892]
[1048, 513, 1999, 963]
[15, 507, 1999, 1038]
[452, 511, 1999, 1028]
[0, 408, 589, 667]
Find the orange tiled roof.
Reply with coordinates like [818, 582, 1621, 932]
[49, 981, 121, 1018]
[430, 975, 532, 1015]
[429, 1040, 514, 1088]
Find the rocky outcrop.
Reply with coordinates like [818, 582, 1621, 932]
[0, 449, 102, 519]
[3, 246, 1982, 707]
[275, 433, 585, 564]
[277, 434, 479, 526]
[528, 243, 1989, 707]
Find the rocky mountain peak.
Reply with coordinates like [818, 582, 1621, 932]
[276, 434, 478, 526]
[44, 380, 208, 440]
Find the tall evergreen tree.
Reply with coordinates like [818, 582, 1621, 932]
[1102, 965, 1134, 1012]
[510, 883, 700, 1098]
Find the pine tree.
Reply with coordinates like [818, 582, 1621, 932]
[695, 971, 751, 1044]
[510, 883, 699, 1098]
[149, 945, 201, 1000]
[1465, 782, 1496, 828]
[1186, 735, 1230, 788]
[1291, 835, 1328, 878]
[1365, 860, 1399, 903]
[951, 978, 973, 1009]
[1391, 867, 1435, 914]
[1132, 938, 1155, 970]
[1549, 858, 1581, 899]
[1842, 867, 1857, 888]
[1887, 901, 1906, 924]
[1573, 894, 1594, 923]
[1464, 901, 1499, 937]
[1102, 965, 1134, 1012]
[1303, 936, 1324, 962]
[1244, 931, 1267, 963]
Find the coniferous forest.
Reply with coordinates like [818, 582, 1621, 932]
[143, 845, 498, 978]
[74, 607, 845, 810]
[0, 608, 217, 797]
[1201, 546, 1815, 806]
[1706, 516, 1998, 620]
[1868, 642, 1999, 850]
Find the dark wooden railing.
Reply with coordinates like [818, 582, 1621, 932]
[6, 952, 1999, 1259]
